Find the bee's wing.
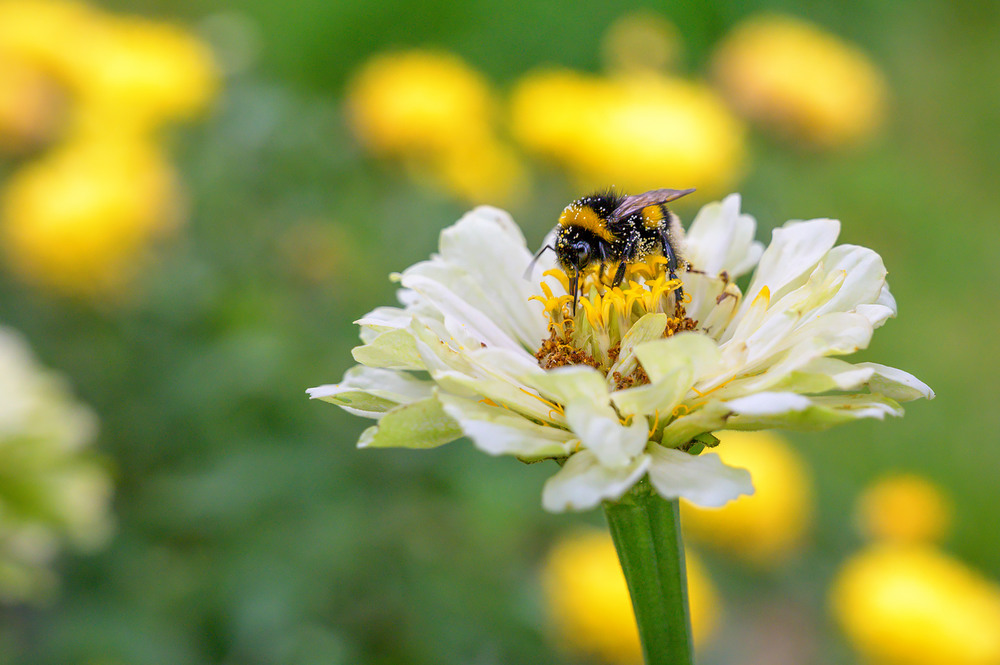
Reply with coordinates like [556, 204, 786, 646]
[612, 188, 696, 221]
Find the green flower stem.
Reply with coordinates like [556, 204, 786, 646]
[604, 482, 693, 665]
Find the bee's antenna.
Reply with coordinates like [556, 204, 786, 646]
[570, 269, 579, 316]
[523, 244, 554, 280]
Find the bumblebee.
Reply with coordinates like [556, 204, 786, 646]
[530, 187, 695, 314]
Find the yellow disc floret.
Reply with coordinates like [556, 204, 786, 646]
[532, 258, 697, 379]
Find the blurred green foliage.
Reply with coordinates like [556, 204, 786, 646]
[0, 0, 998, 664]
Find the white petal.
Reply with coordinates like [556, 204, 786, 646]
[351, 328, 424, 370]
[856, 283, 897, 329]
[724, 393, 905, 430]
[401, 206, 547, 349]
[682, 272, 728, 332]
[307, 366, 432, 417]
[806, 245, 887, 319]
[438, 393, 572, 460]
[528, 364, 610, 406]
[760, 357, 876, 394]
[612, 369, 695, 418]
[684, 194, 764, 278]
[647, 444, 753, 508]
[542, 450, 652, 512]
[410, 325, 557, 422]
[606, 313, 668, 381]
[357, 396, 462, 449]
[660, 402, 732, 448]
[401, 274, 523, 352]
[633, 332, 722, 383]
[730, 218, 841, 333]
[356, 306, 413, 333]
[611, 333, 722, 417]
[695, 281, 743, 340]
[856, 362, 935, 401]
[710, 313, 876, 397]
[724, 392, 813, 415]
[563, 401, 649, 468]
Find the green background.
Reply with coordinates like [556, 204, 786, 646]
[1, 0, 997, 663]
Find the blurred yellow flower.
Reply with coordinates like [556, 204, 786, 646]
[64, 15, 218, 135]
[0, 1, 217, 137]
[855, 473, 952, 545]
[345, 49, 524, 204]
[509, 69, 745, 196]
[0, 135, 179, 297]
[427, 137, 526, 205]
[0, 52, 64, 152]
[0, 0, 102, 81]
[602, 11, 681, 75]
[681, 431, 813, 565]
[711, 14, 887, 149]
[346, 50, 495, 157]
[541, 528, 716, 665]
[0, 326, 113, 604]
[831, 544, 1000, 665]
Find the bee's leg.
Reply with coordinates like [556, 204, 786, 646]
[611, 236, 637, 288]
[570, 268, 579, 316]
[658, 227, 685, 308]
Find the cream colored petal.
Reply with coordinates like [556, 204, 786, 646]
[357, 396, 463, 449]
[723, 393, 905, 430]
[856, 282, 897, 329]
[806, 244, 887, 319]
[856, 362, 935, 401]
[684, 194, 764, 278]
[351, 328, 424, 370]
[728, 218, 841, 336]
[612, 370, 694, 419]
[647, 444, 754, 508]
[660, 402, 732, 449]
[527, 365, 650, 466]
[307, 365, 433, 418]
[610, 333, 722, 418]
[633, 332, 723, 383]
[410, 324, 557, 422]
[541, 450, 652, 512]
[563, 401, 649, 468]
[402, 274, 524, 352]
[528, 364, 610, 406]
[401, 206, 547, 349]
[709, 312, 876, 397]
[437, 393, 572, 460]
[606, 313, 669, 381]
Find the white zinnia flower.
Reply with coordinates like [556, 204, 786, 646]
[309, 195, 932, 512]
[0, 327, 113, 603]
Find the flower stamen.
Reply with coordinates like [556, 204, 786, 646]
[533, 262, 698, 378]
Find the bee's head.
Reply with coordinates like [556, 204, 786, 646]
[555, 227, 594, 271]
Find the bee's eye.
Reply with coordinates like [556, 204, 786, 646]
[573, 242, 592, 267]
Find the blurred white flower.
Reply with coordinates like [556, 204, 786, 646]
[0, 327, 113, 603]
[310, 196, 932, 512]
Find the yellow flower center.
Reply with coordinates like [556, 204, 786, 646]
[530, 256, 698, 387]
